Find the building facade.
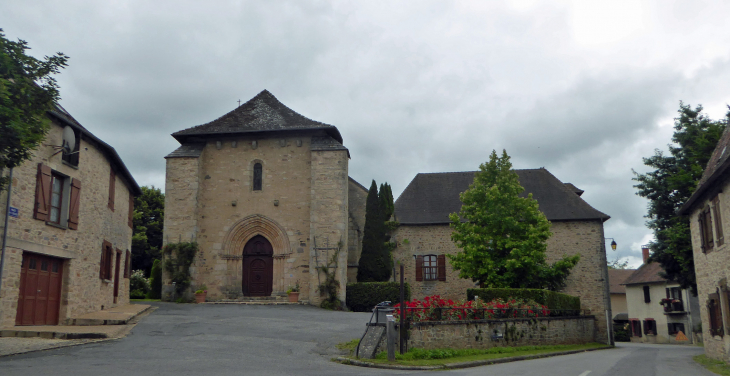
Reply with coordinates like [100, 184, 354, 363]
[162, 90, 365, 305]
[390, 169, 613, 344]
[681, 126, 730, 361]
[0, 106, 141, 327]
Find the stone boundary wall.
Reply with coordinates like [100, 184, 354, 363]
[376, 316, 595, 352]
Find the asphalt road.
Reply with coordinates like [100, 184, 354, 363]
[0, 303, 715, 376]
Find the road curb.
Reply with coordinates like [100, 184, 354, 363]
[334, 345, 615, 370]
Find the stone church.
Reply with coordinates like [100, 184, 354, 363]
[162, 90, 366, 304]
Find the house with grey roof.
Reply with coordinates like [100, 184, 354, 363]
[162, 90, 366, 306]
[391, 168, 613, 344]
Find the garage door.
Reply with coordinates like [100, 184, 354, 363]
[16, 252, 64, 326]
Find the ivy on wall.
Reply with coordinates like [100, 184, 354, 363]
[163, 242, 198, 296]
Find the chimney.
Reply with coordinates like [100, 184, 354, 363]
[642, 247, 650, 264]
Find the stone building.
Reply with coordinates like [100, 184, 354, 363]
[0, 105, 140, 327]
[162, 90, 366, 305]
[680, 126, 730, 361]
[622, 248, 699, 344]
[391, 168, 613, 343]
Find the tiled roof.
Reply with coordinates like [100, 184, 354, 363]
[172, 90, 343, 144]
[393, 168, 610, 225]
[680, 125, 730, 214]
[165, 143, 205, 159]
[622, 262, 666, 285]
[608, 269, 636, 294]
[564, 183, 584, 197]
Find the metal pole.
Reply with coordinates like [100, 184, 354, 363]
[386, 314, 396, 361]
[399, 263, 405, 354]
[0, 167, 14, 298]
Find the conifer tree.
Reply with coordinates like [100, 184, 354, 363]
[357, 180, 391, 281]
[448, 150, 579, 290]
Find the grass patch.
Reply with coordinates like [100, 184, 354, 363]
[131, 298, 161, 302]
[695, 355, 730, 376]
[352, 343, 607, 367]
[336, 339, 360, 355]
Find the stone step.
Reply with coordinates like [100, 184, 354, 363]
[356, 325, 386, 359]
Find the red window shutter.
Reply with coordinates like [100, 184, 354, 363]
[128, 192, 134, 228]
[415, 255, 424, 281]
[124, 250, 131, 278]
[108, 169, 115, 211]
[437, 254, 446, 281]
[34, 163, 52, 221]
[68, 178, 81, 230]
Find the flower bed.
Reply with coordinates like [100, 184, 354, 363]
[393, 295, 552, 322]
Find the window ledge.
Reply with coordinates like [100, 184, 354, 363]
[61, 160, 79, 169]
[45, 222, 68, 230]
[101, 279, 111, 284]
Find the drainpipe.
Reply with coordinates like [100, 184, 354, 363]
[0, 167, 14, 299]
[685, 288, 694, 344]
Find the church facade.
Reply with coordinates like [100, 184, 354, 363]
[162, 90, 365, 305]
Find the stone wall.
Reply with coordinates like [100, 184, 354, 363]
[391, 219, 611, 344]
[689, 175, 730, 362]
[376, 316, 595, 352]
[346, 179, 367, 282]
[0, 120, 133, 327]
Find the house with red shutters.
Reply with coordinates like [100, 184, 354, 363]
[0, 104, 141, 327]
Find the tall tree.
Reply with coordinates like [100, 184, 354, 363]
[448, 150, 580, 290]
[634, 103, 726, 294]
[0, 29, 68, 191]
[379, 182, 394, 220]
[357, 180, 391, 282]
[132, 186, 165, 275]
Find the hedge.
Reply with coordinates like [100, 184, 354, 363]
[467, 288, 580, 311]
[346, 282, 411, 312]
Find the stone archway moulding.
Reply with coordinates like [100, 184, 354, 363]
[221, 214, 291, 258]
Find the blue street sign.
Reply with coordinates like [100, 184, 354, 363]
[8, 207, 18, 218]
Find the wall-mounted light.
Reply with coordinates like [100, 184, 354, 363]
[605, 238, 617, 251]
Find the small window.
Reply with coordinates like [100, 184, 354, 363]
[423, 255, 437, 281]
[34, 163, 81, 230]
[700, 206, 715, 252]
[643, 318, 656, 335]
[100, 241, 113, 280]
[643, 286, 651, 303]
[709, 293, 724, 337]
[29, 258, 37, 270]
[630, 319, 642, 337]
[668, 323, 685, 335]
[713, 195, 724, 246]
[253, 163, 262, 191]
[49, 173, 64, 224]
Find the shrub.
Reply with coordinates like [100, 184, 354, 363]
[613, 323, 630, 342]
[147, 259, 162, 299]
[393, 295, 550, 322]
[467, 288, 580, 311]
[129, 270, 150, 299]
[346, 282, 411, 312]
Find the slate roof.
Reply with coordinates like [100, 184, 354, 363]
[172, 90, 343, 144]
[621, 262, 666, 285]
[165, 143, 205, 159]
[564, 183, 584, 197]
[393, 168, 610, 225]
[680, 125, 730, 214]
[608, 269, 636, 294]
[47, 105, 142, 196]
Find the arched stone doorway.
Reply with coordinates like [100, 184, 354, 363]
[242, 235, 273, 297]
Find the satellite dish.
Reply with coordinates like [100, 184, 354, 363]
[62, 126, 76, 153]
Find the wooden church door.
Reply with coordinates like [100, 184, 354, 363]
[242, 235, 273, 297]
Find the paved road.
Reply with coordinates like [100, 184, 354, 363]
[0, 303, 715, 376]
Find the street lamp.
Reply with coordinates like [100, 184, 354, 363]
[605, 238, 617, 251]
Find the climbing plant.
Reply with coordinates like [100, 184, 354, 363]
[318, 243, 343, 310]
[163, 242, 198, 297]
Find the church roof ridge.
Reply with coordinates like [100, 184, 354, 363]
[171, 90, 343, 144]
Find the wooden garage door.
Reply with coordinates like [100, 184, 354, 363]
[16, 252, 64, 326]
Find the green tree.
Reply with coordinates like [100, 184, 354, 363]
[132, 186, 165, 275]
[356, 180, 391, 282]
[607, 257, 630, 270]
[0, 29, 68, 191]
[379, 182, 394, 220]
[448, 150, 580, 290]
[634, 103, 726, 294]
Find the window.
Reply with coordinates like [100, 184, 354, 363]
[668, 323, 685, 335]
[108, 168, 116, 210]
[643, 286, 651, 303]
[34, 163, 81, 230]
[708, 293, 724, 337]
[253, 163, 262, 191]
[100, 240, 113, 280]
[665, 287, 684, 311]
[699, 206, 715, 252]
[643, 318, 656, 335]
[415, 254, 446, 282]
[713, 195, 724, 246]
[630, 319, 642, 337]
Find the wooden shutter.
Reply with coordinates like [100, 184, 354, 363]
[705, 208, 715, 249]
[709, 293, 724, 337]
[108, 169, 115, 210]
[666, 288, 670, 299]
[643, 286, 651, 303]
[700, 213, 707, 252]
[68, 178, 81, 230]
[100, 241, 108, 279]
[437, 254, 446, 281]
[415, 255, 424, 281]
[34, 163, 52, 221]
[124, 250, 131, 278]
[713, 196, 724, 246]
[128, 192, 134, 228]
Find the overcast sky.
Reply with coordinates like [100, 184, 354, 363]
[3, 0, 730, 268]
